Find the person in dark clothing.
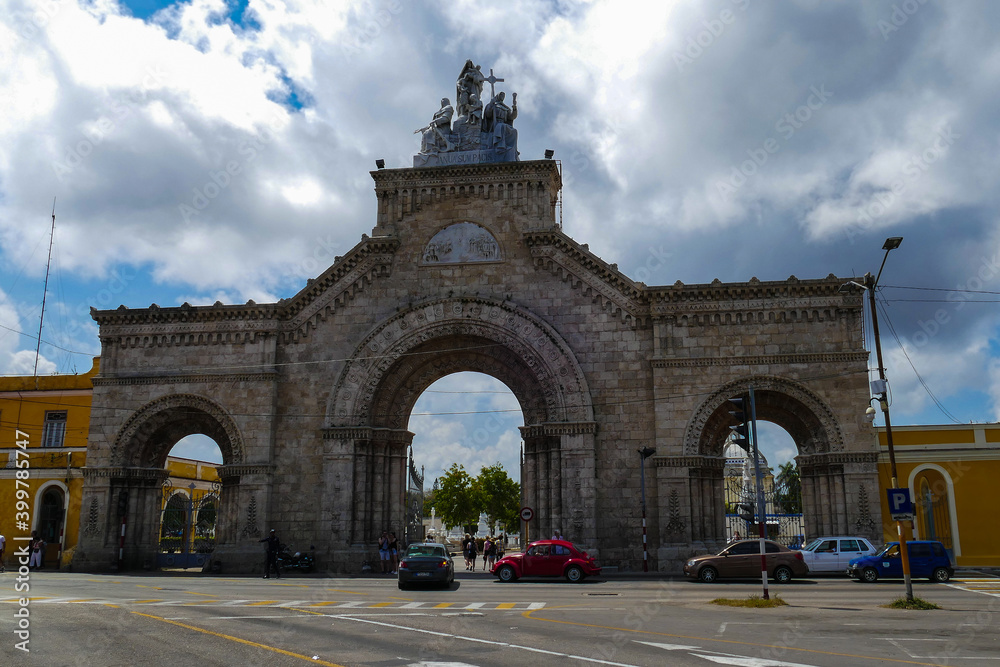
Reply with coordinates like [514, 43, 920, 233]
[260, 529, 281, 579]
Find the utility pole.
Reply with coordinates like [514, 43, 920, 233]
[864, 236, 913, 601]
[638, 446, 656, 572]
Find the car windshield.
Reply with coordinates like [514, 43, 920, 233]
[875, 543, 899, 557]
[405, 545, 446, 558]
[801, 539, 822, 552]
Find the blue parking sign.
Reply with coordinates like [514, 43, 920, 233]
[887, 487, 913, 520]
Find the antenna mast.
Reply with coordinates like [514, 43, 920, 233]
[33, 197, 56, 385]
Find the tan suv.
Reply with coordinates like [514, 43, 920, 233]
[683, 539, 809, 583]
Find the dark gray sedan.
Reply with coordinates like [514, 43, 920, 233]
[397, 543, 455, 589]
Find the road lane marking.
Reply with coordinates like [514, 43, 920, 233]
[246, 600, 280, 606]
[520, 609, 951, 666]
[334, 615, 641, 666]
[496, 602, 516, 609]
[130, 611, 347, 666]
[371, 601, 395, 607]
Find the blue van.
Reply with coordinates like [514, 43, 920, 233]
[847, 540, 953, 583]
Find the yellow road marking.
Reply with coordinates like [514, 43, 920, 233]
[103, 604, 119, 608]
[131, 612, 347, 666]
[184, 591, 216, 597]
[371, 602, 395, 607]
[246, 600, 279, 606]
[496, 602, 516, 609]
[307, 601, 342, 606]
[433, 602, 454, 608]
[521, 609, 951, 666]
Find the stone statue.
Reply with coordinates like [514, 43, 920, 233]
[456, 60, 486, 119]
[412, 61, 520, 167]
[482, 91, 518, 160]
[416, 97, 455, 154]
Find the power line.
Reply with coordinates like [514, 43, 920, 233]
[875, 296, 962, 424]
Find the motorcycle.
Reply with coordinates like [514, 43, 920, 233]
[277, 544, 315, 573]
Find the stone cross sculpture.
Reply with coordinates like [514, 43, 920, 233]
[413, 60, 520, 167]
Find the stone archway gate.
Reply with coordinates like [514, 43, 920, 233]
[75, 160, 881, 573]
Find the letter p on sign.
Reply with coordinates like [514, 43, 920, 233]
[887, 487, 914, 520]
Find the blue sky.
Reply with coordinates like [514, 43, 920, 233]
[3, 0, 1000, 474]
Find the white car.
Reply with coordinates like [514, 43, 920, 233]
[799, 536, 878, 573]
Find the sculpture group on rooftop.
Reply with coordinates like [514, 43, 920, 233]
[414, 60, 519, 167]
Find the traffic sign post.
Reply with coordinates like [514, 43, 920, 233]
[520, 507, 533, 547]
[887, 488, 914, 521]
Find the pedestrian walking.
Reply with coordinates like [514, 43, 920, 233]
[389, 532, 399, 574]
[259, 529, 281, 579]
[28, 531, 45, 570]
[378, 531, 391, 573]
[0, 530, 6, 573]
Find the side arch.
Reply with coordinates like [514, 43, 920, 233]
[112, 393, 245, 467]
[684, 376, 845, 457]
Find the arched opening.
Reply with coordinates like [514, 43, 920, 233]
[722, 422, 803, 545]
[409, 371, 524, 555]
[38, 486, 66, 567]
[157, 435, 223, 568]
[913, 467, 954, 556]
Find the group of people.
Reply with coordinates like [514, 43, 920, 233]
[378, 531, 400, 574]
[0, 531, 46, 573]
[461, 534, 504, 571]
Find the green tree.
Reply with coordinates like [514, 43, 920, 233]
[775, 461, 802, 514]
[428, 464, 481, 532]
[475, 462, 521, 533]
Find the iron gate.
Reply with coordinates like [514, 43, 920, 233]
[157, 480, 221, 569]
[724, 470, 804, 547]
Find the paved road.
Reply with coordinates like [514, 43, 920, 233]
[2, 570, 998, 666]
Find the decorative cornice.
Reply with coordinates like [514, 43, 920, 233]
[93, 372, 277, 386]
[654, 455, 725, 469]
[370, 159, 561, 190]
[216, 463, 275, 480]
[646, 274, 861, 305]
[82, 466, 170, 480]
[519, 422, 598, 438]
[322, 427, 415, 444]
[798, 452, 879, 467]
[651, 352, 869, 368]
[92, 301, 280, 327]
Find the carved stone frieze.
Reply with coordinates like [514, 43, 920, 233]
[327, 297, 593, 429]
[651, 352, 869, 368]
[683, 376, 846, 456]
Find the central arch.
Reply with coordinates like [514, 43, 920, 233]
[321, 297, 597, 560]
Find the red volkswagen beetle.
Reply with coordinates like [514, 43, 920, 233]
[491, 539, 601, 583]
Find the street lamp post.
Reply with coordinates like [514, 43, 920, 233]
[843, 236, 913, 601]
[638, 446, 656, 572]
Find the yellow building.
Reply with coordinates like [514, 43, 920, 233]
[0, 359, 98, 568]
[876, 424, 1000, 567]
[0, 360, 220, 570]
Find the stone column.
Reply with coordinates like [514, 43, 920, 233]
[559, 427, 597, 548]
[213, 463, 275, 572]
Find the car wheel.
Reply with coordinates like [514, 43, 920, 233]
[861, 567, 879, 583]
[397, 582, 407, 590]
[932, 567, 951, 583]
[497, 565, 517, 582]
[773, 565, 793, 583]
[698, 566, 718, 583]
[565, 566, 584, 583]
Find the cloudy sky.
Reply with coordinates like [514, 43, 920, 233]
[2, 0, 999, 476]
